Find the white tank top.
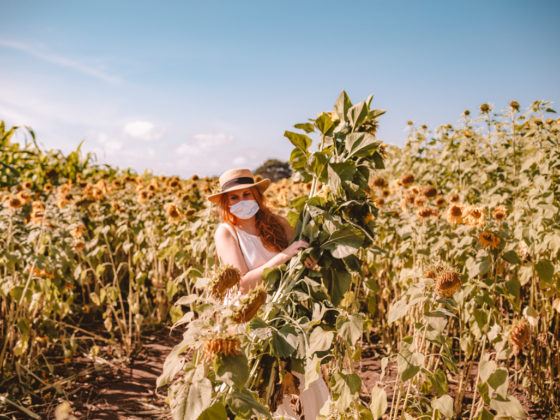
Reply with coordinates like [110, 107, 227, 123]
[219, 222, 279, 270]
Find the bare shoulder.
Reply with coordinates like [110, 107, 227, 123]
[215, 223, 235, 241]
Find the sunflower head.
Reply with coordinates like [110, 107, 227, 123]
[7, 195, 23, 210]
[510, 319, 530, 349]
[232, 285, 267, 323]
[464, 206, 485, 227]
[210, 265, 242, 299]
[371, 176, 388, 189]
[399, 174, 415, 187]
[509, 100, 520, 112]
[492, 206, 507, 221]
[434, 269, 461, 298]
[422, 186, 437, 198]
[203, 334, 241, 360]
[479, 103, 491, 114]
[165, 203, 184, 223]
[446, 204, 464, 224]
[479, 230, 500, 249]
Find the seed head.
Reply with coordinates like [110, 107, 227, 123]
[492, 206, 507, 221]
[479, 230, 500, 249]
[210, 265, 242, 300]
[509, 100, 520, 112]
[435, 269, 461, 298]
[203, 334, 241, 360]
[446, 204, 464, 225]
[232, 285, 267, 323]
[510, 319, 530, 349]
[480, 103, 491, 114]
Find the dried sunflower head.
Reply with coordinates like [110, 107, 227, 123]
[210, 264, 242, 299]
[446, 204, 464, 225]
[232, 285, 267, 323]
[203, 334, 241, 360]
[434, 269, 461, 298]
[510, 319, 530, 349]
[509, 100, 520, 112]
[479, 230, 500, 249]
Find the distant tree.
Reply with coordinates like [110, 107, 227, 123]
[254, 158, 291, 182]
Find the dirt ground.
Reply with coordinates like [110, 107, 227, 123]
[21, 329, 549, 420]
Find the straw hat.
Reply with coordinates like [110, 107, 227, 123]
[207, 168, 271, 204]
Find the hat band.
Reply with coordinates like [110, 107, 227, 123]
[221, 176, 255, 191]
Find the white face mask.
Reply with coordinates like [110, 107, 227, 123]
[229, 199, 260, 219]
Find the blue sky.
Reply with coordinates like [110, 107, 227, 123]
[1, 1, 559, 177]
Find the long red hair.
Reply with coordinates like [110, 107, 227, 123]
[216, 186, 289, 252]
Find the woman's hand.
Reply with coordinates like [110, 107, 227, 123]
[283, 239, 310, 258]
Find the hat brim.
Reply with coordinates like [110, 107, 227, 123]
[207, 178, 271, 203]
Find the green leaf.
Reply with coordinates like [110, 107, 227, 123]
[170, 366, 213, 420]
[334, 90, 352, 121]
[284, 131, 312, 154]
[347, 101, 368, 129]
[369, 386, 388, 419]
[214, 353, 249, 388]
[308, 326, 334, 355]
[320, 225, 364, 259]
[198, 402, 228, 420]
[387, 296, 409, 324]
[535, 260, 554, 283]
[322, 267, 351, 305]
[431, 394, 454, 418]
[502, 250, 521, 265]
[315, 112, 334, 135]
[294, 122, 315, 133]
[337, 314, 364, 346]
[489, 396, 526, 419]
[344, 132, 379, 159]
[270, 329, 296, 358]
[228, 389, 270, 418]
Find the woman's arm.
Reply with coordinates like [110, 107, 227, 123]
[214, 225, 293, 293]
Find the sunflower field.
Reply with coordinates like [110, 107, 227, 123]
[0, 92, 559, 419]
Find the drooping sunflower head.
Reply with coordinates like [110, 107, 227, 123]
[434, 268, 461, 298]
[203, 333, 242, 360]
[210, 264, 242, 300]
[232, 285, 267, 323]
[509, 319, 530, 349]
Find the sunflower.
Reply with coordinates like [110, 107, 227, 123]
[509, 100, 520, 112]
[414, 196, 427, 208]
[71, 223, 87, 239]
[371, 176, 388, 189]
[6, 195, 23, 210]
[479, 230, 500, 249]
[435, 269, 461, 298]
[510, 319, 530, 349]
[446, 204, 464, 225]
[164, 203, 184, 223]
[492, 206, 507, 221]
[210, 265, 242, 299]
[422, 186, 437, 198]
[232, 285, 267, 323]
[29, 201, 46, 224]
[399, 174, 415, 187]
[417, 207, 437, 219]
[203, 334, 241, 360]
[137, 189, 150, 204]
[479, 103, 491, 114]
[464, 206, 485, 227]
[435, 196, 446, 207]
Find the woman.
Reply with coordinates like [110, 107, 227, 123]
[207, 168, 330, 420]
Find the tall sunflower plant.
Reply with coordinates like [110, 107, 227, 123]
[158, 91, 387, 419]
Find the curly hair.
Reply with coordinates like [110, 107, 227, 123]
[216, 186, 289, 252]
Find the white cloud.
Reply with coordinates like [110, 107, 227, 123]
[233, 156, 247, 165]
[123, 120, 162, 141]
[175, 132, 234, 157]
[0, 39, 121, 84]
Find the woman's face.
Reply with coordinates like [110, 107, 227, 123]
[226, 187, 255, 206]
